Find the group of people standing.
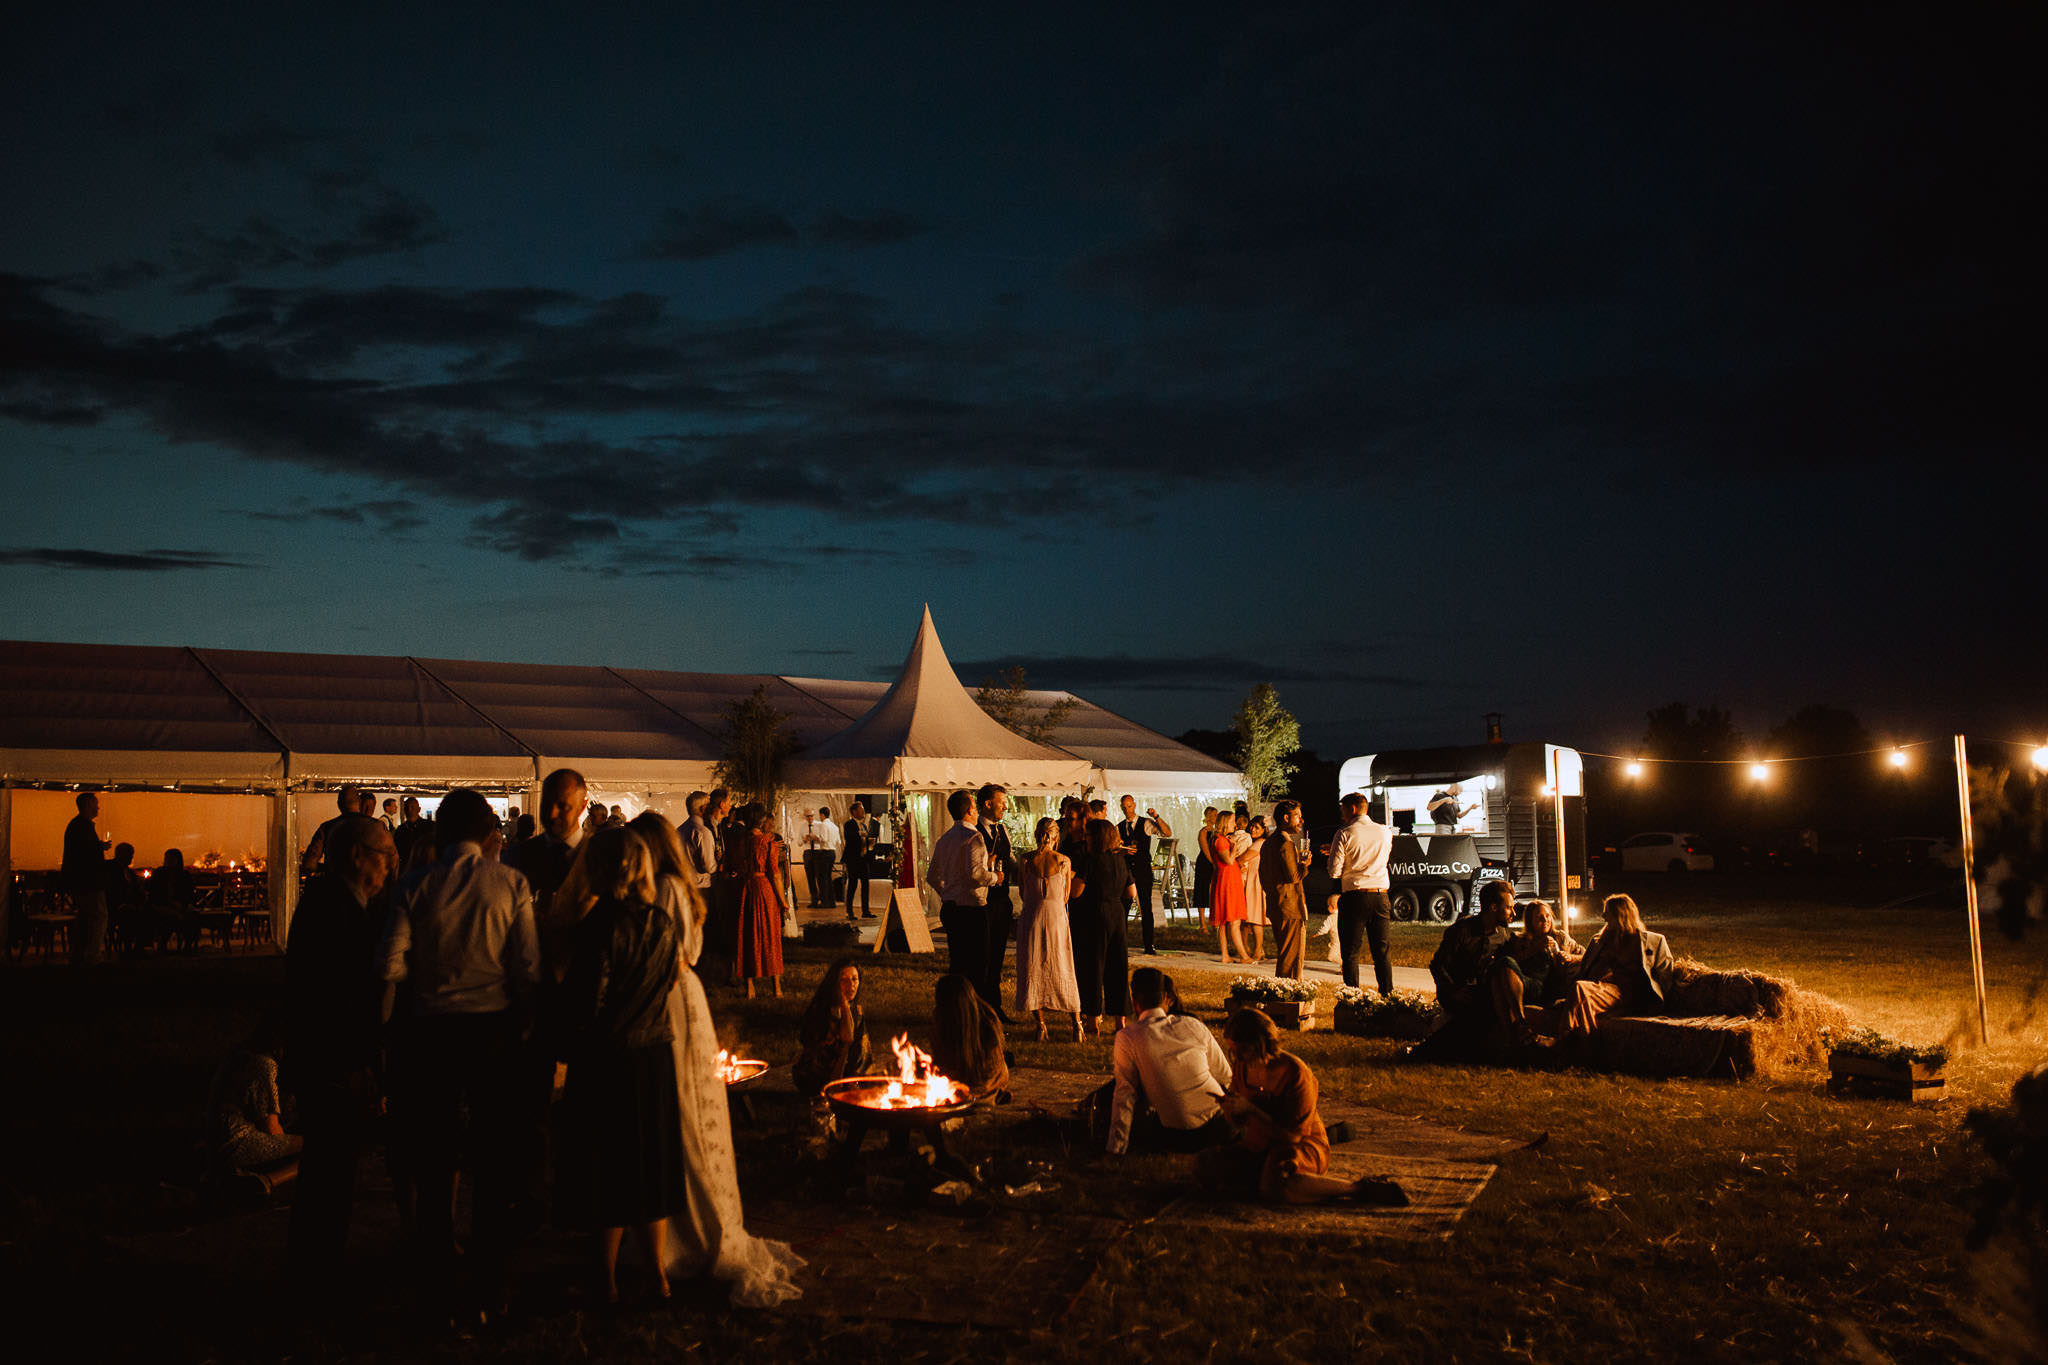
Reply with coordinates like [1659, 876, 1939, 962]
[281, 769, 800, 1317]
[926, 787, 1175, 1042]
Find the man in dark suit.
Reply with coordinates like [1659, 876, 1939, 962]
[841, 800, 876, 919]
[61, 791, 108, 965]
[512, 767, 588, 981]
[977, 784, 1017, 1018]
[285, 814, 397, 1292]
[1117, 795, 1174, 957]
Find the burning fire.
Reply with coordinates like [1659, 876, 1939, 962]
[714, 1049, 767, 1085]
[880, 1033, 961, 1108]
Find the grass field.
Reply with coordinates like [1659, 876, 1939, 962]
[2, 873, 2042, 1363]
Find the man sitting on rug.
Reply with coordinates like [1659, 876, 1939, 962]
[1106, 968, 1234, 1155]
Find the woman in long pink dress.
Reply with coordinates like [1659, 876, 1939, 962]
[1209, 811, 1251, 964]
[1015, 817, 1083, 1041]
[1237, 815, 1269, 961]
[734, 803, 785, 998]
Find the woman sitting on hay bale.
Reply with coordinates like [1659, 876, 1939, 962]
[1541, 893, 1675, 1039]
[1488, 899, 1582, 1044]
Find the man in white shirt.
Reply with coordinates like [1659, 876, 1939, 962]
[1326, 791, 1395, 993]
[378, 788, 539, 1307]
[926, 789, 998, 991]
[801, 805, 841, 909]
[1106, 968, 1234, 1155]
[681, 789, 723, 893]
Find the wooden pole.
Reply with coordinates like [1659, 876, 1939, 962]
[1552, 747, 1570, 916]
[1953, 734, 1990, 1045]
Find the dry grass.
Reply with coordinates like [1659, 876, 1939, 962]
[2, 872, 2045, 1363]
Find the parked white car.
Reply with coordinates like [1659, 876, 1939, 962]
[1617, 831, 1715, 873]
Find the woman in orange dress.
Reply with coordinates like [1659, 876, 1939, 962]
[1208, 810, 1251, 964]
[734, 803, 785, 998]
[1198, 1008, 1405, 1206]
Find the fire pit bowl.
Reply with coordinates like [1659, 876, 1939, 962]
[721, 1058, 770, 1088]
[821, 1075, 985, 1133]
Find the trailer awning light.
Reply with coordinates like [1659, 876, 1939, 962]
[1481, 773, 1497, 791]
[1539, 783, 1552, 797]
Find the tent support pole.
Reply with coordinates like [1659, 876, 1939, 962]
[268, 788, 294, 949]
[1953, 735, 1990, 1046]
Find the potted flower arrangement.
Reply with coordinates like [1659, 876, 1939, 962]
[1332, 987, 1443, 1040]
[1822, 1026, 1948, 1101]
[1225, 976, 1321, 1030]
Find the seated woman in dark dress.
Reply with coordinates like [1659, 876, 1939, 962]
[1543, 893, 1675, 1039]
[147, 848, 199, 952]
[929, 972, 1010, 1102]
[557, 827, 687, 1304]
[793, 957, 872, 1097]
[1487, 899, 1582, 1043]
[1197, 1008, 1405, 1206]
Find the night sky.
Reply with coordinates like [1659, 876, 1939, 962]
[2, 4, 2038, 760]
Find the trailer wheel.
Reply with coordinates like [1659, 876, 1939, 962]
[1424, 887, 1459, 923]
[1390, 889, 1420, 922]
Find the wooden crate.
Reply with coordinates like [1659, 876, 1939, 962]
[1227, 995, 1318, 1030]
[1827, 1053, 1946, 1101]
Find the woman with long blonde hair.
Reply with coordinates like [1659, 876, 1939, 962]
[1015, 816, 1083, 1041]
[624, 810, 804, 1306]
[1207, 810, 1250, 964]
[1553, 893, 1675, 1037]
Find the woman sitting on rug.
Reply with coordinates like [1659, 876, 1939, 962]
[1487, 899, 1582, 1043]
[793, 957, 871, 1097]
[1198, 1009, 1406, 1207]
[1545, 893, 1674, 1039]
[930, 972, 1010, 1102]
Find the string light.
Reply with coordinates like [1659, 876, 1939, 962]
[1889, 748, 1909, 769]
[1748, 762, 1770, 782]
[2034, 745, 2048, 773]
[1625, 760, 1643, 778]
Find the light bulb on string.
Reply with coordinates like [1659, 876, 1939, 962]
[1625, 760, 1643, 778]
[1888, 748, 1909, 770]
[1749, 761, 1770, 782]
[2033, 745, 2048, 774]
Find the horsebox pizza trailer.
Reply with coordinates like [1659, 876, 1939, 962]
[1335, 741, 1592, 924]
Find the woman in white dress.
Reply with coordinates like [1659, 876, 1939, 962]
[1237, 815, 1269, 961]
[628, 813, 804, 1308]
[1014, 817, 1084, 1041]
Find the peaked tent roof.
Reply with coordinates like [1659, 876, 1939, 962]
[791, 607, 1096, 791]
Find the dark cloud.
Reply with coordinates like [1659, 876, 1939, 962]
[948, 654, 1430, 691]
[0, 399, 102, 426]
[639, 202, 801, 260]
[0, 547, 251, 572]
[169, 190, 446, 290]
[239, 498, 426, 533]
[810, 211, 927, 247]
[639, 203, 930, 259]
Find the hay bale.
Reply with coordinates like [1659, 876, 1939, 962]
[1590, 959, 1856, 1080]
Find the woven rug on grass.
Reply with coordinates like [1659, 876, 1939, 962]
[1000, 1068, 1543, 1166]
[1153, 1150, 1494, 1242]
[748, 1202, 1125, 1326]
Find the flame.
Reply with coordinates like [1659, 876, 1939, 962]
[714, 1048, 766, 1085]
[869, 1033, 961, 1109]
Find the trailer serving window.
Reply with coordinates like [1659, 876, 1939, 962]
[1380, 778, 1492, 836]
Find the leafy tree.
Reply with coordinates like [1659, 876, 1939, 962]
[1231, 683, 1300, 806]
[713, 684, 796, 807]
[974, 666, 1077, 745]
[1641, 702, 1743, 761]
